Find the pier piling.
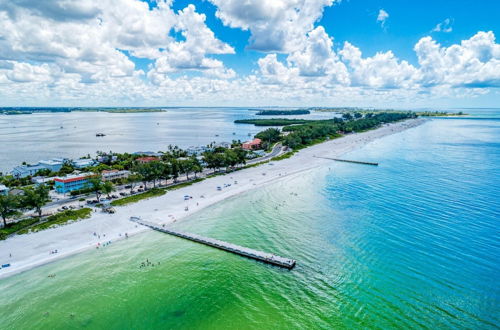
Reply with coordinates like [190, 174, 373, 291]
[130, 217, 296, 269]
[314, 156, 379, 166]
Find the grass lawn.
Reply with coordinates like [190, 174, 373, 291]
[0, 218, 39, 240]
[17, 208, 93, 235]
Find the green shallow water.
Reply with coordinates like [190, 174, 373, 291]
[1, 115, 499, 329]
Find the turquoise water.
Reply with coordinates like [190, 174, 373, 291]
[0, 113, 499, 329]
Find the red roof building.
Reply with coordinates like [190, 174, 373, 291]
[242, 138, 262, 150]
[136, 156, 160, 164]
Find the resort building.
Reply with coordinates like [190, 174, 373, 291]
[38, 158, 65, 172]
[11, 158, 67, 178]
[101, 170, 130, 182]
[72, 158, 97, 169]
[54, 173, 94, 194]
[0, 184, 9, 196]
[12, 164, 47, 178]
[242, 138, 262, 150]
[136, 156, 159, 164]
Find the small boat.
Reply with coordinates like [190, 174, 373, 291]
[232, 132, 236, 135]
[215, 134, 219, 137]
[96, 133, 106, 137]
[217, 186, 222, 191]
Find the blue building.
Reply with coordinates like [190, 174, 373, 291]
[54, 173, 94, 194]
[11, 164, 47, 178]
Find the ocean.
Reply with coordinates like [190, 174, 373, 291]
[0, 108, 334, 173]
[0, 110, 499, 329]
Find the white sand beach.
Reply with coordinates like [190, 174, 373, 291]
[0, 118, 426, 278]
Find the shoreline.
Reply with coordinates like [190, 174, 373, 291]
[0, 118, 427, 279]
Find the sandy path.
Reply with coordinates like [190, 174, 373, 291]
[0, 118, 426, 279]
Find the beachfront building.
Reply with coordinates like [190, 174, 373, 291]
[0, 184, 9, 195]
[136, 156, 159, 164]
[38, 158, 65, 172]
[11, 158, 66, 178]
[54, 173, 94, 194]
[242, 138, 262, 150]
[12, 164, 47, 178]
[72, 158, 97, 169]
[101, 170, 130, 182]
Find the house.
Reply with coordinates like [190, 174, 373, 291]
[97, 154, 117, 163]
[11, 164, 47, 178]
[242, 138, 262, 150]
[101, 170, 130, 182]
[215, 142, 231, 149]
[0, 184, 9, 196]
[186, 146, 209, 156]
[133, 151, 163, 157]
[136, 156, 159, 164]
[72, 158, 97, 169]
[53, 173, 94, 194]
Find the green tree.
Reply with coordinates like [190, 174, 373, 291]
[255, 128, 281, 144]
[102, 181, 114, 199]
[0, 194, 21, 227]
[342, 112, 353, 121]
[169, 159, 180, 182]
[190, 156, 203, 178]
[149, 161, 164, 187]
[223, 149, 238, 171]
[89, 177, 104, 202]
[58, 162, 75, 175]
[179, 159, 194, 179]
[22, 184, 51, 217]
[233, 148, 248, 167]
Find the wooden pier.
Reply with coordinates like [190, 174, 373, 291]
[314, 155, 379, 166]
[130, 217, 296, 269]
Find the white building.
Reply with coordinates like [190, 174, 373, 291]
[31, 176, 56, 185]
[72, 158, 97, 169]
[0, 184, 9, 195]
[38, 158, 65, 172]
[101, 170, 130, 182]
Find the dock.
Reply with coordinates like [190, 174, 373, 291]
[130, 217, 296, 269]
[314, 155, 379, 166]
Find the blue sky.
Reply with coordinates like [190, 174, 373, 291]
[0, 0, 499, 107]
